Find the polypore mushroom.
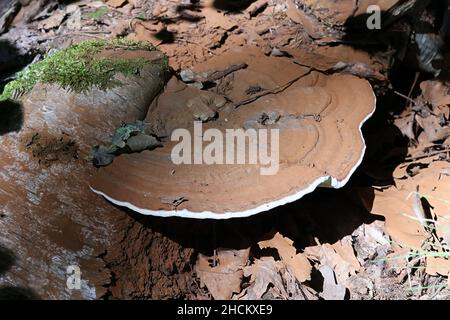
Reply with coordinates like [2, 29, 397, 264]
[91, 47, 376, 219]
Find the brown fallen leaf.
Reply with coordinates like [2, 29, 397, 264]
[245, 0, 268, 17]
[195, 248, 249, 300]
[286, 0, 323, 39]
[420, 80, 450, 109]
[384, 248, 411, 275]
[371, 161, 450, 249]
[106, 0, 127, 8]
[416, 114, 450, 143]
[128, 20, 165, 46]
[239, 257, 287, 300]
[321, 244, 357, 283]
[258, 232, 312, 283]
[425, 256, 450, 277]
[319, 265, 346, 300]
[304, 237, 359, 284]
[202, 0, 237, 31]
[394, 113, 416, 141]
[333, 236, 361, 272]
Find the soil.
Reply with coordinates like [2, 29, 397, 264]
[1, 0, 450, 300]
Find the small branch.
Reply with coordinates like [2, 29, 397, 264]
[54, 31, 112, 40]
[205, 63, 247, 82]
[406, 72, 420, 108]
[235, 68, 312, 108]
[394, 90, 417, 106]
[405, 148, 450, 161]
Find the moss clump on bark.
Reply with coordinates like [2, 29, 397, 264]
[0, 38, 168, 102]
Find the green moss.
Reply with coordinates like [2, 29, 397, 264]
[87, 6, 109, 20]
[0, 38, 168, 102]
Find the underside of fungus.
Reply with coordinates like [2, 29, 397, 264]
[90, 47, 376, 219]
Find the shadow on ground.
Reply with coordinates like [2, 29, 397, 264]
[0, 244, 40, 300]
[0, 286, 40, 300]
[212, 0, 257, 12]
[0, 38, 27, 136]
[0, 100, 23, 135]
[341, 0, 450, 81]
[125, 186, 382, 256]
[0, 245, 15, 276]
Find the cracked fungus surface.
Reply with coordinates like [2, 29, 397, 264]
[91, 47, 376, 218]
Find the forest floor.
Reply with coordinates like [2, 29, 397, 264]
[1, 0, 450, 300]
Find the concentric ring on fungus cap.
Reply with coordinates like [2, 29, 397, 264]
[90, 47, 376, 219]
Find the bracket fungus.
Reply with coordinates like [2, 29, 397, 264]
[91, 47, 376, 219]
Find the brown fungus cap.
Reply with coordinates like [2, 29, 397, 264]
[90, 48, 376, 219]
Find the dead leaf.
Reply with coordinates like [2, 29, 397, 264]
[128, 20, 164, 46]
[416, 114, 450, 143]
[384, 248, 411, 275]
[322, 243, 357, 283]
[394, 113, 416, 141]
[202, 0, 237, 31]
[196, 248, 249, 300]
[258, 232, 312, 283]
[425, 256, 450, 277]
[304, 237, 360, 284]
[371, 188, 427, 249]
[319, 265, 346, 300]
[240, 257, 287, 300]
[364, 222, 390, 246]
[420, 80, 450, 108]
[333, 236, 361, 271]
[245, 0, 268, 17]
[371, 161, 450, 249]
[106, 0, 127, 8]
[286, 0, 323, 39]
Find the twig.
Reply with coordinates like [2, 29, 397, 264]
[205, 63, 247, 82]
[212, 221, 217, 268]
[55, 31, 112, 39]
[406, 256, 413, 291]
[411, 186, 428, 229]
[235, 68, 312, 108]
[406, 72, 420, 108]
[405, 148, 450, 161]
[394, 90, 417, 106]
[246, 0, 269, 17]
[431, 282, 447, 300]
